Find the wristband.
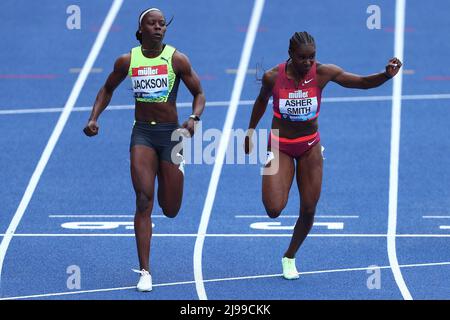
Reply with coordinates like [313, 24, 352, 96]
[189, 114, 200, 121]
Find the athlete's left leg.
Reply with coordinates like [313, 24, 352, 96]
[284, 142, 323, 258]
[157, 159, 184, 218]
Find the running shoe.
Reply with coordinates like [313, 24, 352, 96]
[282, 257, 299, 280]
[133, 269, 152, 292]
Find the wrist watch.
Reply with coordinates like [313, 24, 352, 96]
[189, 114, 200, 121]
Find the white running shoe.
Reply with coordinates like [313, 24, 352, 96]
[282, 257, 300, 280]
[132, 269, 152, 292]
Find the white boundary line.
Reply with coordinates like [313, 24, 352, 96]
[193, 0, 265, 301]
[387, 0, 412, 300]
[423, 215, 450, 219]
[2, 93, 450, 115]
[1, 260, 449, 300]
[235, 215, 360, 218]
[0, 0, 124, 292]
[48, 215, 166, 218]
[1, 233, 450, 238]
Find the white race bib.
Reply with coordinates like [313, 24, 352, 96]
[131, 65, 169, 99]
[278, 88, 318, 121]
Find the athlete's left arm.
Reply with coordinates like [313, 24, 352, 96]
[173, 51, 206, 136]
[323, 57, 402, 89]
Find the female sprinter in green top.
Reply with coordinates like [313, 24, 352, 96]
[84, 8, 205, 292]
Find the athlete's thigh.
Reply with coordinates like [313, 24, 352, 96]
[296, 143, 323, 206]
[262, 149, 295, 207]
[130, 146, 159, 196]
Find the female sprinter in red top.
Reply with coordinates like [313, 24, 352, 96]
[245, 31, 402, 279]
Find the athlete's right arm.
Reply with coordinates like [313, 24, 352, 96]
[83, 54, 130, 137]
[244, 69, 276, 154]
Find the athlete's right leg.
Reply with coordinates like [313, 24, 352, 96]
[284, 142, 323, 259]
[279, 143, 323, 280]
[130, 146, 159, 272]
[262, 150, 295, 218]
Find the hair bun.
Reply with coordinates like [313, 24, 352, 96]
[135, 30, 142, 44]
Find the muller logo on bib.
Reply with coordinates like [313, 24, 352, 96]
[288, 90, 308, 99]
[137, 67, 158, 76]
[132, 65, 167, 77]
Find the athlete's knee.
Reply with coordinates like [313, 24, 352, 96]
[136, 192, 153, 214]
[158, 191, 182, 218]
[301, 203, 316, 215]
[161, 205, 180, 218]
[300, 204, 317, 218]
[264, 204, 285, 219]
[263, 196, 288, 218]
[297, 206, 315, 233]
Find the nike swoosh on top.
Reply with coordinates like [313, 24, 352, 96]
[304, 78, 313, 84]
[307, 139, 316, 146]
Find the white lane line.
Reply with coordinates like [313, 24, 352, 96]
[193, 0, 265, 301]
[2, 260, 449, 300]
[69, 68, 103, 74]
[48, 215, 165, 218]
[0, 107, 68, 115]
[387, 0, 411, 300]
[0, 0, 124, 291]
[423, 216, 450, 230]
[235, 215, 359, 218]
[49, 214, 356, 220]
[423, 215, 450, 219]
[323, 93, 450, 102]
[3, 233, 450, 238]
[2, 93, 450, 115]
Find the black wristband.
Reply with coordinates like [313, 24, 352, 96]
[383, 71, 393, 79]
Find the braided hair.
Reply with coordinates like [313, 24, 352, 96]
[289, 31, 315, 54]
